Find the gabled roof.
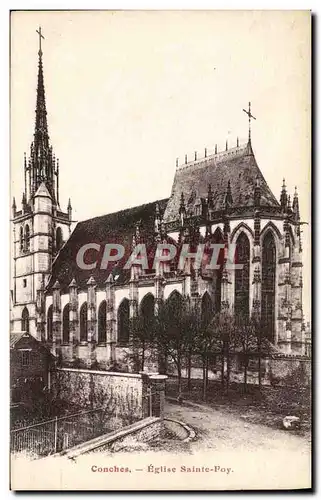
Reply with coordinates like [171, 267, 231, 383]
[163, 141, 280, 223]
[46, 198, 169, 293]
[10, 331, 45, 349]
[10, 331, 26, 348]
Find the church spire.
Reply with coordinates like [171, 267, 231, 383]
[27, 27, 58, 203]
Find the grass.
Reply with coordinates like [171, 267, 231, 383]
[165, 377, 311, 436]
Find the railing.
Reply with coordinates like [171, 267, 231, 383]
[11, 407, 110, 457]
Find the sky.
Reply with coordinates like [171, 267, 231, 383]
[10, 10, 311, 319]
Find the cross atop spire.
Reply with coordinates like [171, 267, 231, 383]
[36, 26, 45, 56]
[243, 101, 256, 143]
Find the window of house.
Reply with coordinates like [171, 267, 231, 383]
[20, 350, 31, 366]
[23, 279, 27, 288]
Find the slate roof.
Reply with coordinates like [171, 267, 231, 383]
[10, 331, 26, 348]
[10, 330, 47, 349]
[47, 198, 169, 293]
[163, 141, 280, 223]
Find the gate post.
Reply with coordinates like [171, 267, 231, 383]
[148, 374, 167, 419]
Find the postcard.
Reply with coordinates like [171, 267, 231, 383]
[10, 10, 311, 491]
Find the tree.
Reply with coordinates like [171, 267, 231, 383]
[154, 295, 192, 400]
[205, 310, 237, 395]
[235, 315, 258, 393]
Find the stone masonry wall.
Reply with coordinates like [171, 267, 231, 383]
[52, 368, 144, 423]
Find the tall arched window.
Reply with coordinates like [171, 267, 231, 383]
[21, 307, 29, 333]
[212, 228, 224, 313]
[24, 225, 30, 252]
[117, 299, 130, 344]
[19, 227, 24, 252]
[165, 291, 183, 337]
[98, 301, 107, 343]
[140, 294, 155, 340]
[62, 304, 70, 344]
[47, 305, 53, 342]
[80, 302, 88, 342]
[234, 232, 250, 319]
[262, 231, 276, 341]
[56, 227, 63, 252]
[201, 292, 213, 330]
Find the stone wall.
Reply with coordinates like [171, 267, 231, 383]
[51, 367, 167, 423]
[268, 356, 311, 386]
[52, 368, 144, 423]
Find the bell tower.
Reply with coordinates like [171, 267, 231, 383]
[11, 27, 73, 338]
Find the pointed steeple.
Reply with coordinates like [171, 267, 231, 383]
[280, 178, 287, 211]
[27, 28, 58, 203]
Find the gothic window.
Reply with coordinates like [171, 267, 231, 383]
[212, 228, 224, 313]
[140, 294, 155, 340]
[234, 232, 250, 319]
[262, 231, 276, 341]
[98, 301, 107, 344]
[165, 291, 183, 337]
[24, 225, 30, 252]
[117, 299, 130, 344]
[62, 304, 70, 344]
[201, 292, 213, 330]
[56, 227, 63, 252]
[47, 305, 53, 342]
[80, 302, 88, 342]
[21, 307, 29, 333]
[19, 227, 24, 252]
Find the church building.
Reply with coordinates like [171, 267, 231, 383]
[11, 32, 308, 371]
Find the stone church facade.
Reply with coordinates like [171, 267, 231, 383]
[11, 38, 309, 371]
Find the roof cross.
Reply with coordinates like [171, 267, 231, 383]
[243, 101, 256, 142]
[36, 26, 45, 55]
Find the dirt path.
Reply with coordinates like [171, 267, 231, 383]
[165, 400, 311, 454]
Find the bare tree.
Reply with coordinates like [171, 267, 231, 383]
[154, 296, 192, 400]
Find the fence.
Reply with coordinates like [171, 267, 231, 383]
[10, 406, 111, 457]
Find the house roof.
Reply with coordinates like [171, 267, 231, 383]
[47, 198, 169, 293]
[10, 331, 26, 348]
[163, 141, 280, 223]
[10, 330, 49, 350]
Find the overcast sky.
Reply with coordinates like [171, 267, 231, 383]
[10, 10, 311, 318]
